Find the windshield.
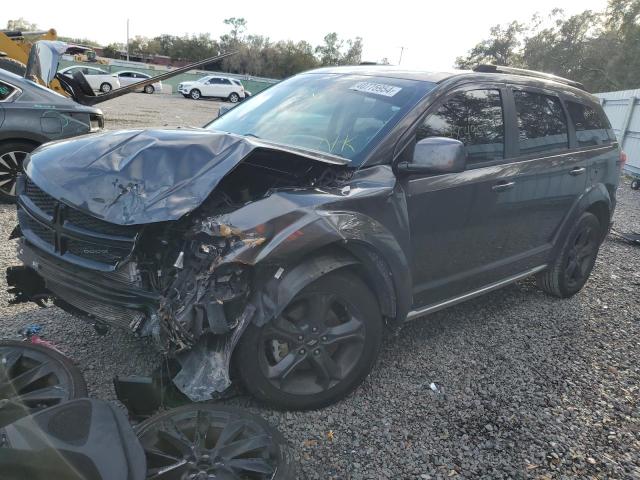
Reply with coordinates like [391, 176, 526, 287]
[207, 73, 436, 164]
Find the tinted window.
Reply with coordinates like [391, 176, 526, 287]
[208, 78, 222, 84]
[514, 90, 568, 154]
[220, 78, 231, 85]
[118, 72, 133, 77]
[0, 82, 16, 101]
[567, 101, 612, 147]
[417, 89, 505, 163]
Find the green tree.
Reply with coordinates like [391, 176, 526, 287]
[316, 33, 343, 65]
[455, 21, 525, 68]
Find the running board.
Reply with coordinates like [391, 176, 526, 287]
[406, 265, 547, 321]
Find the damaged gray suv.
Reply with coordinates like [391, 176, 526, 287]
[7, 65, 622, 410]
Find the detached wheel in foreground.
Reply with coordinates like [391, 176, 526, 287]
[0, 142, 37, 202]
[0, 340, 87, 428]
[236, 271, 383, 410]
[537, 212, 602, 298]
[631, 178, 640, 190]
[136, 404, 296, 479]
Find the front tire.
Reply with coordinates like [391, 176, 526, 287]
[536, 212, 602, 298]
[235, 270, 383, 410]
[0, 141, 37, 203]
[144, 85, 154, 94]
[228, 92, 240, 103]
[190, 89, 201, 100]
[100, 82, 112, 93]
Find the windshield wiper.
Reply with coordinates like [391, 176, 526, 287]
[242, 132, 260, 139]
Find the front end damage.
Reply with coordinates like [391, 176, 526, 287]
[7, 130, 402, 401]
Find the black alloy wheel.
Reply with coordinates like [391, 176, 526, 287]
[0, 142, 35, 202]
[564, 218, 600, 290]
[537, 211, 602, 298]
[0, 340, 87, 428]
[136, 404, 296, 480]
[236, 271, 383, 410]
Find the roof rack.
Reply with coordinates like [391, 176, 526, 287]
[472, 64, 586, 91]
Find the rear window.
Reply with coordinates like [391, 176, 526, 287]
[0, 81, 16, 101]
[514, 90, 568, 155]
[566, 101, 612, 147]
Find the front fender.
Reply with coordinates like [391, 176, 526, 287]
[209, 167, 413, 325]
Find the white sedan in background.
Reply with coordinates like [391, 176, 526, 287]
[58, 66, 120, 93]
[113, 70, 163, 94]
[178, 75, 245, 102]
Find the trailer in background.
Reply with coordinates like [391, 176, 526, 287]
[596, 89, 640, 189]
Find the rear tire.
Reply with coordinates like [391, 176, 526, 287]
[536, 212, 602, 298]
[100, 82, 112, 93]
[228, 92, 240, 103]
[0, 141, 38, 203]
[0, 57, 27, 76]
[235, 270, 383, 410]
[143, 85, 154, 94]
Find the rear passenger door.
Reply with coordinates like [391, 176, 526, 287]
[497, 87, 587, 268]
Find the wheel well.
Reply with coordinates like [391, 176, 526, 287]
[329, 243, 399, 326]
[586, 201, 610, 240]
[0, 138, 41, 149]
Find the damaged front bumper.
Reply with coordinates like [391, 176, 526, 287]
[7, 239, 250, 401]
[10, 239, 159, 332]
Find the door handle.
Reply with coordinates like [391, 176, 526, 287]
[569, 167, 586, 176]
[492, 180, 515, 192]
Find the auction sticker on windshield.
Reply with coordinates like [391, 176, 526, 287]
[350, 82, 402, 97]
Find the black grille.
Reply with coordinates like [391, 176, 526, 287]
[25, 178, 55, 216]
[19, 178, 141, 270]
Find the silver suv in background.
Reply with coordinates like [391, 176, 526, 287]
[178, 75, 246, 102]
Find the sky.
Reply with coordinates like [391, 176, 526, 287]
[3, 0, 609, 71]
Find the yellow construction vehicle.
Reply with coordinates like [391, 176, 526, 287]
[0, 29, 67, 93]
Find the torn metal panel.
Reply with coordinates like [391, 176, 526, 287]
[172, 305, 254, 400]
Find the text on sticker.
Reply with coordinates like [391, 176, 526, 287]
[350, 82, 402, 97]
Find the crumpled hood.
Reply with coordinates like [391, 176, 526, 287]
[25, 128, 346, 225]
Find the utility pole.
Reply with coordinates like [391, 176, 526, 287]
[398, 46, 405, 65]
[126, 19, 130, 61]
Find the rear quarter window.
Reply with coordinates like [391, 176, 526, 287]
[566, 101, 613, 147]
[0, 81, 16, 101]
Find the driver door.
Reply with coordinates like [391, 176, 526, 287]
[403, 85, 513, 307]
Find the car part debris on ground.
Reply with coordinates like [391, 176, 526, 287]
[0, 340, 87, 428]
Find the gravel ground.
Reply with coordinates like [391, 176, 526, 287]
[1, 94, 639, 479]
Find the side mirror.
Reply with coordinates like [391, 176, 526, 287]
[397, 137, 466, 174]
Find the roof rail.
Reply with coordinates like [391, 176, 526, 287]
[472, 64, 586, 91]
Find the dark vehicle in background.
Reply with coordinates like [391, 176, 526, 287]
[0, 69, 103, 201]
[8, 65, 623, 410]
